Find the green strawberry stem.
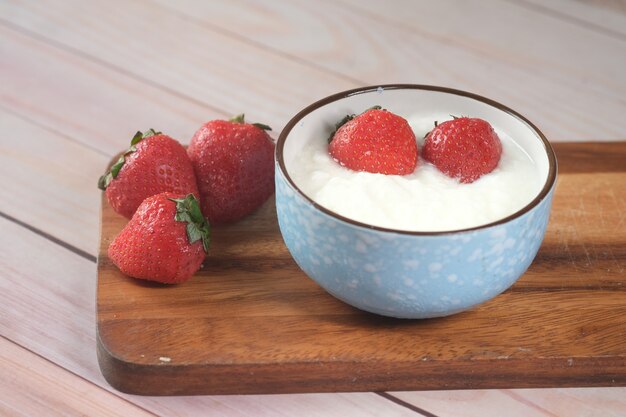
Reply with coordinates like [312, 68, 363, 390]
[327, 105, 382, 143]
[169, 194, 211, 253]
[229, 114, 272, 131]
[229, 114, 246, 124]
[131, 128, 160, 145]
[252, 122, 272, 131]
[97, 128, 161, 190]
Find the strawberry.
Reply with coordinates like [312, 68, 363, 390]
[328, 107, 418, 175]
[422, 117, 502, 183]
[108, 193, 210, 284]
[98, 129, 199, 218]
[187, 114, 275, 224]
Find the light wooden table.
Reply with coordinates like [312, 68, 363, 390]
[1, 1, 625, 416]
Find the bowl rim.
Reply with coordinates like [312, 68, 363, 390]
[276, 84, 558, 236]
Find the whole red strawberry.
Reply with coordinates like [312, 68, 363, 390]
[108, 193, 210, 284]
[98, 129, 199, 218]
[328, 107, 418, 175]
[422, 117, 502, 183]
[187, 114, 275, 224]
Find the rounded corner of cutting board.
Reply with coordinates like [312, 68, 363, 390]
[96, 326, 185, 396]
[96, 327, 140, 394]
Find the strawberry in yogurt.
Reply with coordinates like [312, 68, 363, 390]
[291, 111, 541, 232]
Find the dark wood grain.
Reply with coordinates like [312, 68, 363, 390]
[96, 142, 626, 395]
[551, 142, 626, 173]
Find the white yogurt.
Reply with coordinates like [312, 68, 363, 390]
[290, 123, 543, 232]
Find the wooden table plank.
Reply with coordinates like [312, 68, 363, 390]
[0, 337, 158, 417]
[9, 0, 626, 142]
[0, 26, 220, 155]
[392, 388, 626, 417]
[0, 0, 356, 134]
[0, 110, 107, 254]
[522, 0, 626, 38]
[151, 0, 626, 141]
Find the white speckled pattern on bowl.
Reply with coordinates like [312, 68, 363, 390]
[275, 85, 557, 319]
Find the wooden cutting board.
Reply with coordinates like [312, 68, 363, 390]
[96, 142, 626, 396]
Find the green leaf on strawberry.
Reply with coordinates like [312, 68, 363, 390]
[229, 114, 246, 124]
[252, 123, 272, 131]
[169, 194, 211, 253]
[98, 129, 162, 190]
[229, 114, 272, 131]
[130, 128, 160, 145]
[327, 105, 382, 143]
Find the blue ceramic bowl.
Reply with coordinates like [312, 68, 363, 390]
[275, 85, 557, 319]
